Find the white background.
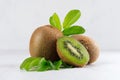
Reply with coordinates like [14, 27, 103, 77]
[0, 0, 120, 51]
[1, 1, 120, 80]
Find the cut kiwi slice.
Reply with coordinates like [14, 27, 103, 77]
[57, 36, 90, 67]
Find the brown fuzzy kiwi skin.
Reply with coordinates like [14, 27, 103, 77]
[29, 25, 63, 61]
[57, 47, 85, 67]
[72, 35, 99, 64]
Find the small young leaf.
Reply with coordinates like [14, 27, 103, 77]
[61, 62, 73, 68]
[49, 13, 62, 30]
[37, 58, 51, 71]
[63, 25, 85, 36]
[20, 57, 35, 70]
[53, 60, 62, 70]
[28, 57, 41, 71]
[63, 10, 81, 29]
[48, 61, 55, 69]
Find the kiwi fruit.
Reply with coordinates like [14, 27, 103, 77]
[57, 36, 90, 67]
[29, 25, 63, 61]
[72, 35, 99, 64]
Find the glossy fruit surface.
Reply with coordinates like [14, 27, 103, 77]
[29, 25, 63, 61]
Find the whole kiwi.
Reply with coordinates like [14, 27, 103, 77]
[29, 25, 63, 61]
[72, 35, 99, 64]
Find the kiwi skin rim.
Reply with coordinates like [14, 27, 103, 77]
[29, 25, 63, 61]
[57, 36, 90, 67]
[72, 35, 100, 64]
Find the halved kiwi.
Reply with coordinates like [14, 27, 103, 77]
[72, 35, 99, 64]
[29, 25, 63, 61]
[57, 36, 90, 67]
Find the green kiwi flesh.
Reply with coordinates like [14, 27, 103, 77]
[57, 36, 90, 67]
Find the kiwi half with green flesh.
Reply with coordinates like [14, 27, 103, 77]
[29, 25, 63, 61]
[57, 36, 90, 67]
[72, 35, 99, 64]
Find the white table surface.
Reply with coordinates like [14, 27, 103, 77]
[0, 50, 120, 80]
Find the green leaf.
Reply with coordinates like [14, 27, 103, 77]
[63, 9, 81, 29]
[37, 58, 51, 71]
[28, 57, 41, 71]
[49, 13, 62, 30]
[20, 57, 73, 71]
[61, 62, 73, 68]
[20, 57, 35, 70]
[53, 60, 62, 70]
[63, 25, 85, 36]
[48, 61, 55, 69]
